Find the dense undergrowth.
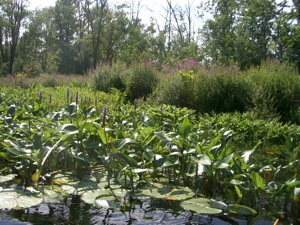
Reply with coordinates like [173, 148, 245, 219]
[2, 60, 300, 123]
[0, 82, 299, 220]
[0, 60, 300, 221]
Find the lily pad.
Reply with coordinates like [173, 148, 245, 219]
[60, 180, 98, 195]
[134, 183, 194, 200]
[96, 197, 119, 209]
[0, 174, 17, 183]
[227, 204, 257, 216]
[0, 188, 43, 209]
[180, 197, 227, 214]
[81, 189, 112, 204]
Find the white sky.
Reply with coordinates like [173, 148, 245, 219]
[27, 0, 199, 27]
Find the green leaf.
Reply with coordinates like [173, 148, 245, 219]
[214, 161, 229, 169]
[241, 150, 255, 163]
[250, 171, 265, 190]
[95, 198, 119, 209]
[193, 154, 211, 165]
[114, 152, 138, 167]
[58, 124, 78, 134]
[181, 197, 227, 214]
[81, 189, 112, 204]
[135, 183, 194, 200]
[0, 174, 17, 183]
[234, 185, 243, 198]
[227, 204, 257, 216]
[178, 117, 191, 139]
[114, 138, 137, 150]
[0, 188, 43, 209]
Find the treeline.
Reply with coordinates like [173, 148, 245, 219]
[0, 0, 300, 76]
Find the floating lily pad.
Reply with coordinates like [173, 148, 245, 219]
[180, 197, 227, 214]
[60, 180, 98, 195]
[0, 188, 43, 209]
[134, 183, 194, 200]
[96, 197, 119, 209]
[0, 174, 17, 183]
[81, 189, 112, 204]
[227, 204, 257, 216]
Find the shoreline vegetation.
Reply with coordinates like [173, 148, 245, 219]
[0, 60, 300, 223]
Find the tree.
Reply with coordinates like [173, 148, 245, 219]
[200, 0, 237, 66]
[54, 0, 77, 74]
[0, 0, 28, 75]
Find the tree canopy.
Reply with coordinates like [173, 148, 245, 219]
[0, 0, 299, 76]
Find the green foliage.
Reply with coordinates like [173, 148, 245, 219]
[157, 60, 300, 123]
[125, 61, 158, 102]
[0, 84, 300, 220]
[244, 61, 300, 122]
[90, 62, 127, 92]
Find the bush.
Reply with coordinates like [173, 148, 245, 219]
[157, 70, 195, 109]
[90, 62, 127, 92]
[244, 60, 300, 122]
[125, 61, 158, 102]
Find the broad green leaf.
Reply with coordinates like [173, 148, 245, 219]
[250, 171, 265, 190]
[31, 169, 41, 183]
[295, 187, 300, 197]
[0, 174, 17, 183]
[0, 188, 43, 209]
[241, 150, 255, 163]
[58, 124, 78, 134]
[81, 189, 112, 204]
[234, 185, 243, 198]
[162, 160, 174, 168]
[135, 183, 194, 200]
[230, 179, 244, 185]
[178, 117, 191, 139]
[181, 197, 227, 214]
[193, 154, 211, 165]
[214, 161, 229, 169]
[132, 168, 153, 174]
[97, 126, 107, 144]
[227, 204, 257, 216]
[114, 138, 137, 150]
[95, 198, 119, 209]
[114, 152, 138, 167]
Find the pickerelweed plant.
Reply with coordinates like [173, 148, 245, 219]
[0, 85, 299, 221]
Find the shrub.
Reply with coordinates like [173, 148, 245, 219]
[244, 60, 300, 122]
[156, 70, 195, 109]
[90, 62, 127, 92]
[125, 61, 158, 102]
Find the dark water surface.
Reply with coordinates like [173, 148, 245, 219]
[0, 196, 292, 225]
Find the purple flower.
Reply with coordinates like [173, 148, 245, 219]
[49, 93, 52, 104]
[38, 90, 42, 103]
[134, 99, 137, 111]
[66, 88, 70, 99]
[75, 91, 78, 105]
[167, 142, 173, 152]
[102, 106, 108, 127]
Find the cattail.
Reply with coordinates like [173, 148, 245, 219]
[75, 91, 78, 105]
[94, 96, 97, 108]
[134, 99, 137, 111]
[66, 88, 70, 102]
[102, 106, 108, 127]
[38, 90, 42, 104]
[167, 142, 173, 152]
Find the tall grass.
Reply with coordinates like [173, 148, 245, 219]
[2, 59, 300, 123]
[157, 60, 300, 123]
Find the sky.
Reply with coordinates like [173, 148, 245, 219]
[27, 0, 199, 27]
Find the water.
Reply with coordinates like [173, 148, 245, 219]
[0, 196, 290, 225]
